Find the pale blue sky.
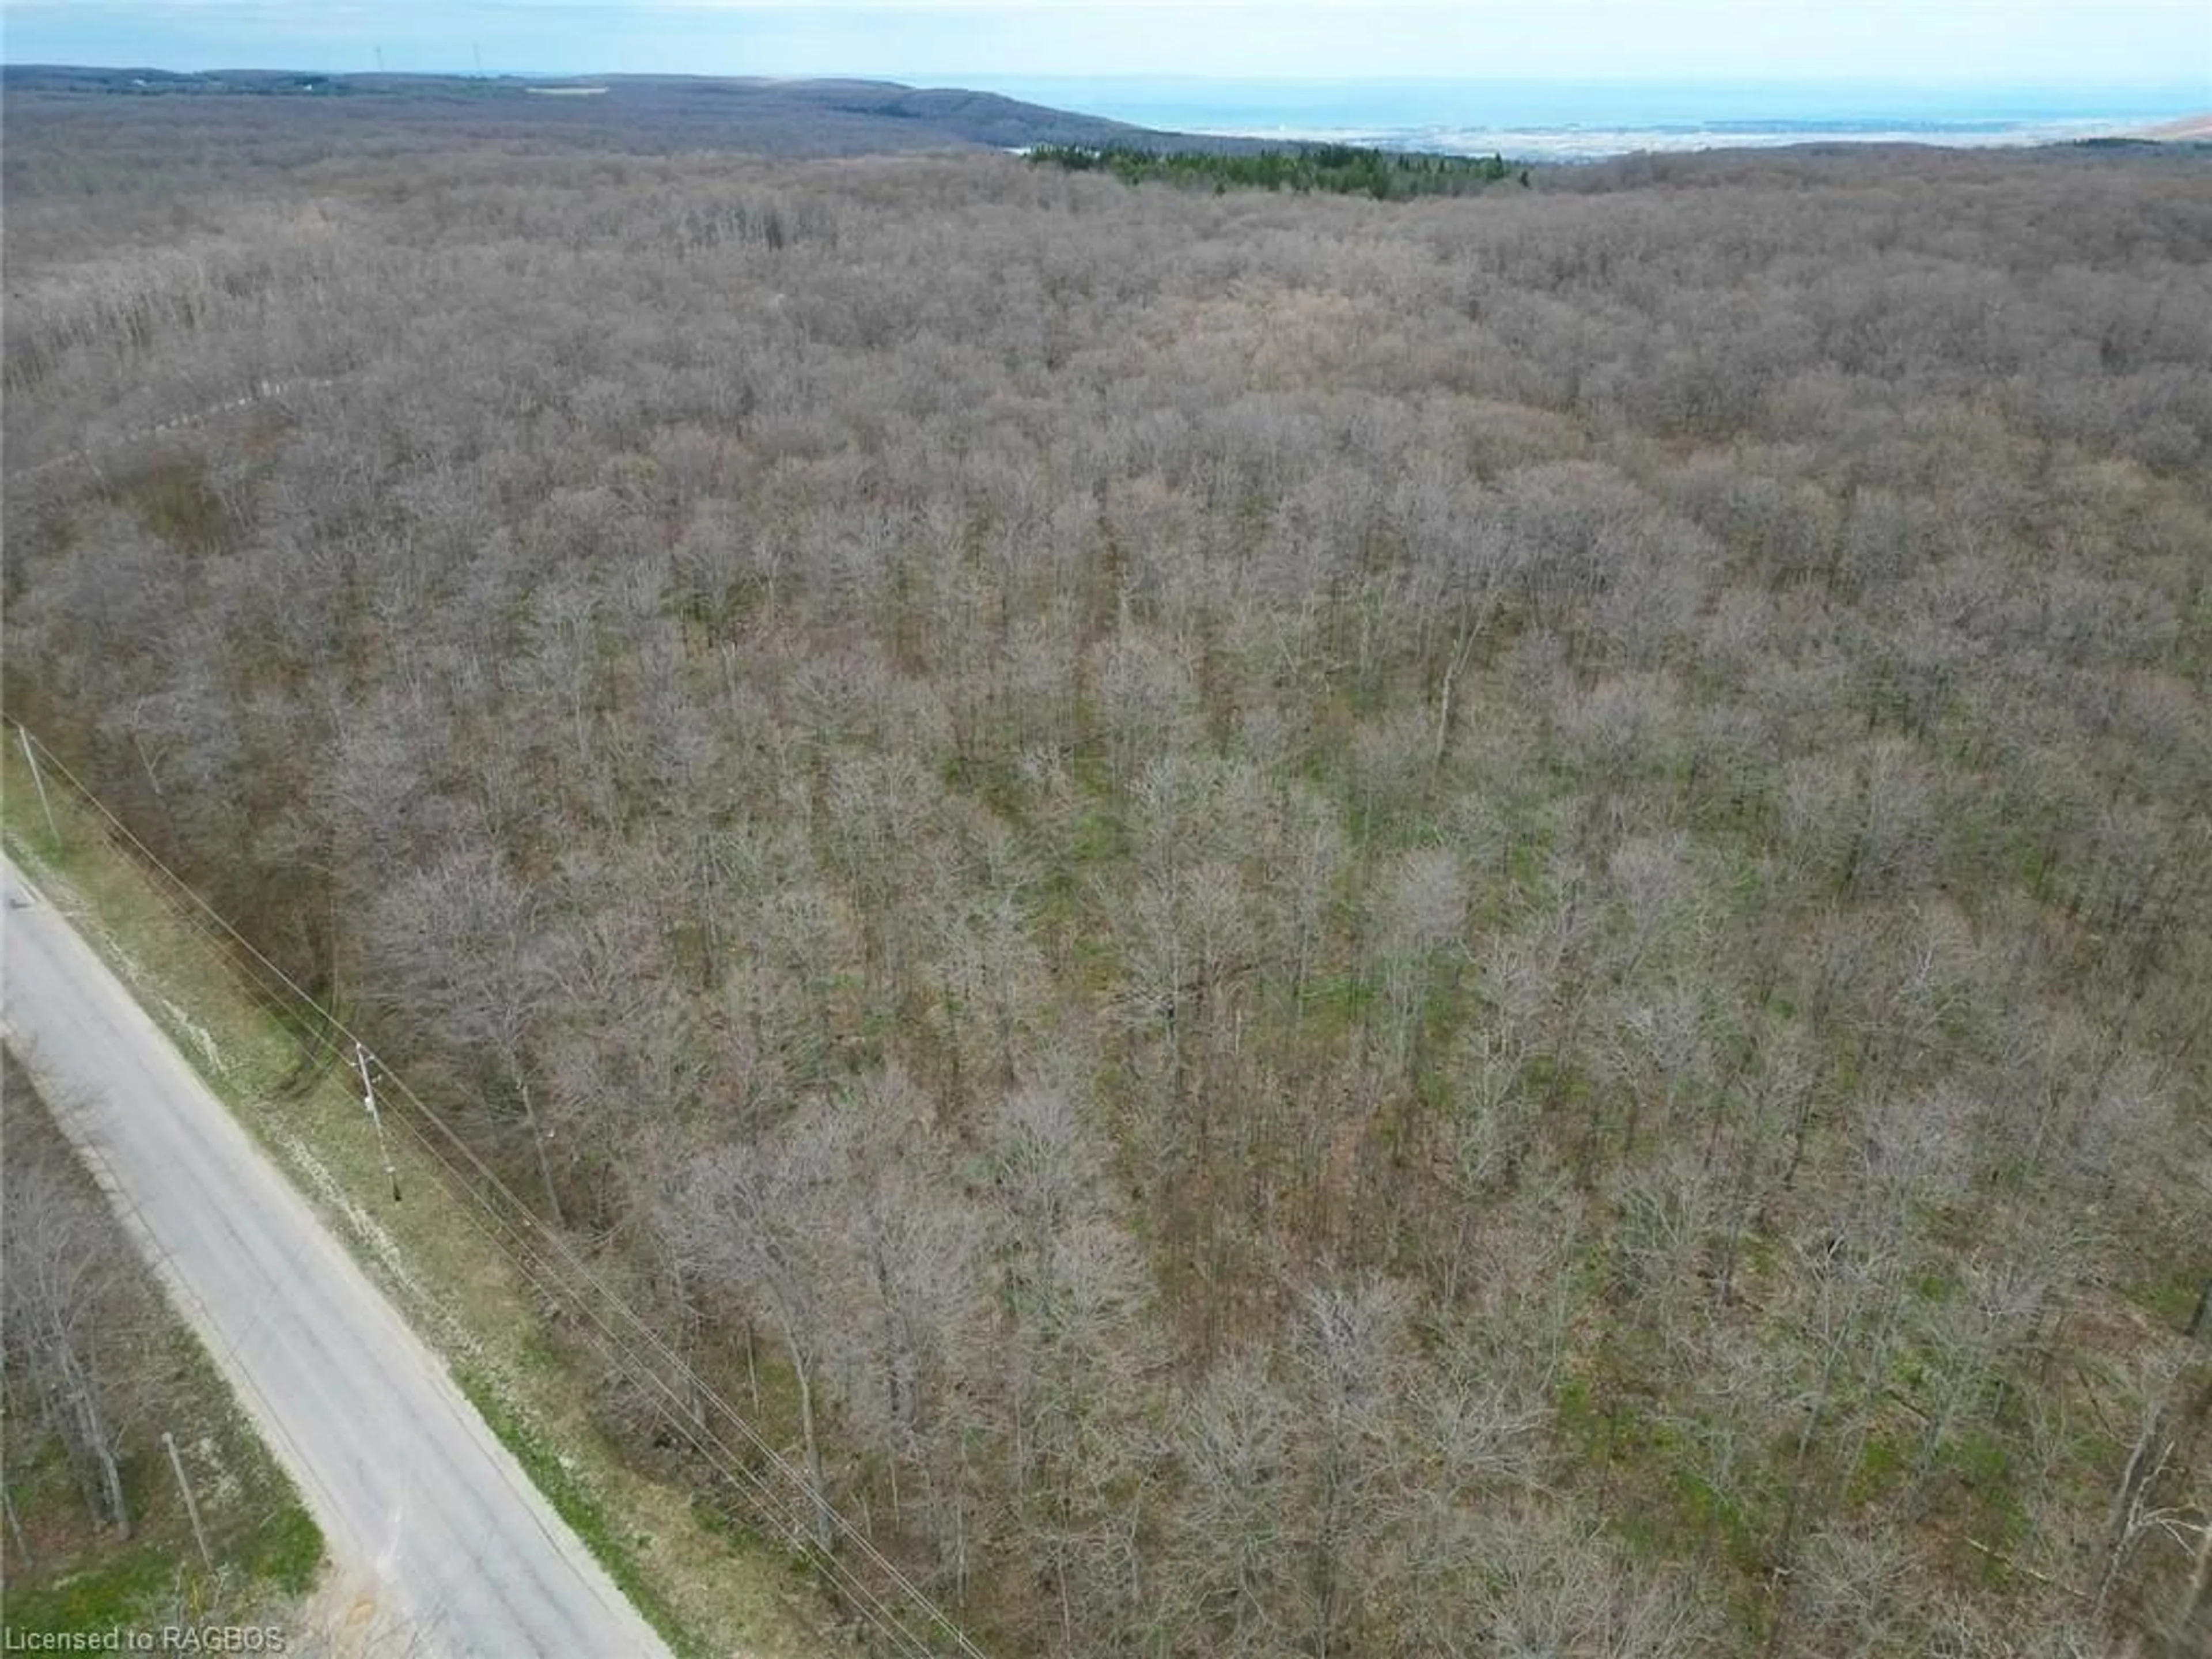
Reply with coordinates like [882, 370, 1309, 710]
[5, 1, 2207, 93]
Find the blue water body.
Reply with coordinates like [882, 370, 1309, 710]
[960, 77, 2206, 160]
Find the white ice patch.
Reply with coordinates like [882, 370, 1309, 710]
[159, 997, 224, 1070]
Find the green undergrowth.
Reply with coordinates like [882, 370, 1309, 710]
[0, 1058, 324, 1638]
[2, 1331, 325, 1636]
[453, 1365, 706, 1659]
[3, 741, 835, 1659]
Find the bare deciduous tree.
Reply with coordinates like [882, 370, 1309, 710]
[2, 1066, 153, 1537]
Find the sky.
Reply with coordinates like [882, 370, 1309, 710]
[3, 1, 2208, 96]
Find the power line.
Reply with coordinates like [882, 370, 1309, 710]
[3, 720, 990, 1659]
[17, 721, 974, 1656]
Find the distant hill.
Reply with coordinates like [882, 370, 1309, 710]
[0, 65, 1274, 156]
[2140, 111, 2212, 141]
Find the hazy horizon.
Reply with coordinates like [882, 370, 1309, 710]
[7, 61, 2196, 161]
[6, 1, 2208, 92]
[5, 65, 2203, 107]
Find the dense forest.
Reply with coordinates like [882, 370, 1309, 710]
[5, 90, 2211, 1658]
[1028, 143, 1525, 198]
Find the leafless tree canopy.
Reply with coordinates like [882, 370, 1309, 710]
[5, 94, 2210, 1656]
[2, 1058, 151, 1540]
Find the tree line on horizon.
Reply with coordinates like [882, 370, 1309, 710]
[4, 99, 2210, 1658]
[1028, 140, 1527, 198]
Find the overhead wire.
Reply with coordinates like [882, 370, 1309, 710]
[5, 719, 988, 1659]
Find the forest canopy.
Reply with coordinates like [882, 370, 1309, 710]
[4, 91, 2210, 1659]
[1026, 141, 1524, 197]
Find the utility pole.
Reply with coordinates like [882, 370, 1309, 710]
[161, 1431, 213, 1569]
[358, 1043, 401, 1202]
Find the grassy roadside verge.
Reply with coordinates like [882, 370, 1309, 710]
[1, 1050, 325, 1638]
[3, 741, 834, 1659]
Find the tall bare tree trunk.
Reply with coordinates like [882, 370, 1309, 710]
[515, 1074, 566, 1229]
[787, 1333, 832, 1554]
